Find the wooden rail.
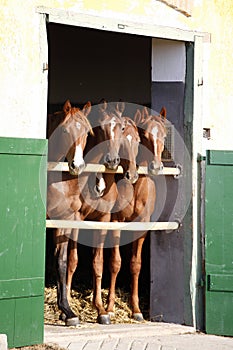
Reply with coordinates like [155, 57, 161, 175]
[46, 162, 180, 232]
[47, 162, 181, 176]
[46, 220, 179, 231]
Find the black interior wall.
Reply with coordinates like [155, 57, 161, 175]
[151, 82, 186, 324]
[47, 23, 151, 110]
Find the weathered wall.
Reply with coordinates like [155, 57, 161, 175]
[0, 0, 233, 147]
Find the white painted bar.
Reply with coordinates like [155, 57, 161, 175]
[47, 162, 181, 176]
[46, 220, 179, 231]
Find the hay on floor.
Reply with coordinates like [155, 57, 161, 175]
[44, 286, 148, 325]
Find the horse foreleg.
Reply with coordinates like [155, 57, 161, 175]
[130, 232, 147, 321]
[106, 229, 121, 318]
[54, 229, 79, 326]
[66, 229, 79, 300]
[92, 229, 110, 324]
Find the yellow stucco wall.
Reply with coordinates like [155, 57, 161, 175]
[0, 0, 233, 148]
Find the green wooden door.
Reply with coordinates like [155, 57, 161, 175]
[0, 137, 47, 348]
[205, 150, 233, 336]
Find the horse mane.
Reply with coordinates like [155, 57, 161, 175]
[122, 117, 139, 132]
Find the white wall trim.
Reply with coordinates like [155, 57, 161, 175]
[36, 6, 210, 43]
[190, 35, 204, 329]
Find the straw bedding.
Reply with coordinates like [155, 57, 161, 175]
[44, 286, 149, 325]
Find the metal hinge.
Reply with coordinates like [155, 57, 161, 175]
[196, 278, 205, 288]
[43, 63, 49, 72]
[198, 77, 203, 86]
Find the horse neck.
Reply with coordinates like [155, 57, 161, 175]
[84, 131, 106, 164]
[137, 147, 149, 167]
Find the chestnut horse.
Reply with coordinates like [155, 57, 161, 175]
[75, 102, 139, 325]
[47, 100, 93, 326]
[107, 116, 140, 317]
[107, 106, 167, 321]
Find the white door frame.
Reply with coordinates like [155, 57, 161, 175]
[38, 6, 208, 329]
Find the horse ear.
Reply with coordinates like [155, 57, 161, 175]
[98, 99, 108, 113]
[116, 101, 125, 115]
[160, 107, 167, 120]
[63, 100, 72, 114]
[82, 101, 92, 117]
[141, 107, 149, 120]
[134, 109, 143, 125]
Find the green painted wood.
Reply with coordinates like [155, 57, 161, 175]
[208, 275, 233, 292]
[205, 150, 233, 336]
[207, 150, 233, 165]
[0, 137, 47, 155]
[14, 296, 44, 347]
[0, 137, 47, 348]
[0, 278, 44, 299]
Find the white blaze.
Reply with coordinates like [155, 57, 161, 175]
[127, 134, 132, 145]
[151, 126, 158, 156]
[73, 144, 84, 167]
[110, 117, 116, 139]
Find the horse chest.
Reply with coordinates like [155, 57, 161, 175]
[133, 176, 156, 218]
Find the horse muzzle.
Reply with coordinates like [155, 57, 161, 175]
[68, 161, 86, 176]
[104, 153, 120, 170]
[124, 170, 139, 184]
[148, 160, 163, 175]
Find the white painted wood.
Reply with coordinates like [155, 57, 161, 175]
[47, 162, 181, 176]
[190, 35, 204, 330]
[39, 13, 48, 139]
[46, 219, 179, 231]
[152, 39, 186, 82]
[36, 6, 209, 43]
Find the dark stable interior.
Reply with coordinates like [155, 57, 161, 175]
[46, 22, 152, 316]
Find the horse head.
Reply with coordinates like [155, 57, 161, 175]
[97, 100, 125, 170]
[120, 117, 140, 184]
[134, 106, 167, 175]
[48, 100, 93, 175]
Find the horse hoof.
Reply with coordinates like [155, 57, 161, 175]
[133, 313, 144, 322]
[108, 311, 115, 319]
[65, 317, 80, 326]
[97, 314, 111, 325]
[59, 312, 67, 321]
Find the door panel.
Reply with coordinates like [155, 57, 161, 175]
[0, 137, 47, 348]
[205, 150, 233, 336]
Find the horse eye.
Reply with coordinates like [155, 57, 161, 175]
[63, 128, 68, 133]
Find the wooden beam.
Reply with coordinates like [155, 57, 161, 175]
[46, 219, 179, 231]
[47, 162, 181, 176]
[36, 6, 210, 43]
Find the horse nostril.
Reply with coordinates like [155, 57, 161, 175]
[149, 161, 156, 171]
[115, 156, 120, 165]
[104, 153, 111, 164]
[69, 161, 85, 175]
[149, 160, 163, 174]
[70, 161, 75, 170]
